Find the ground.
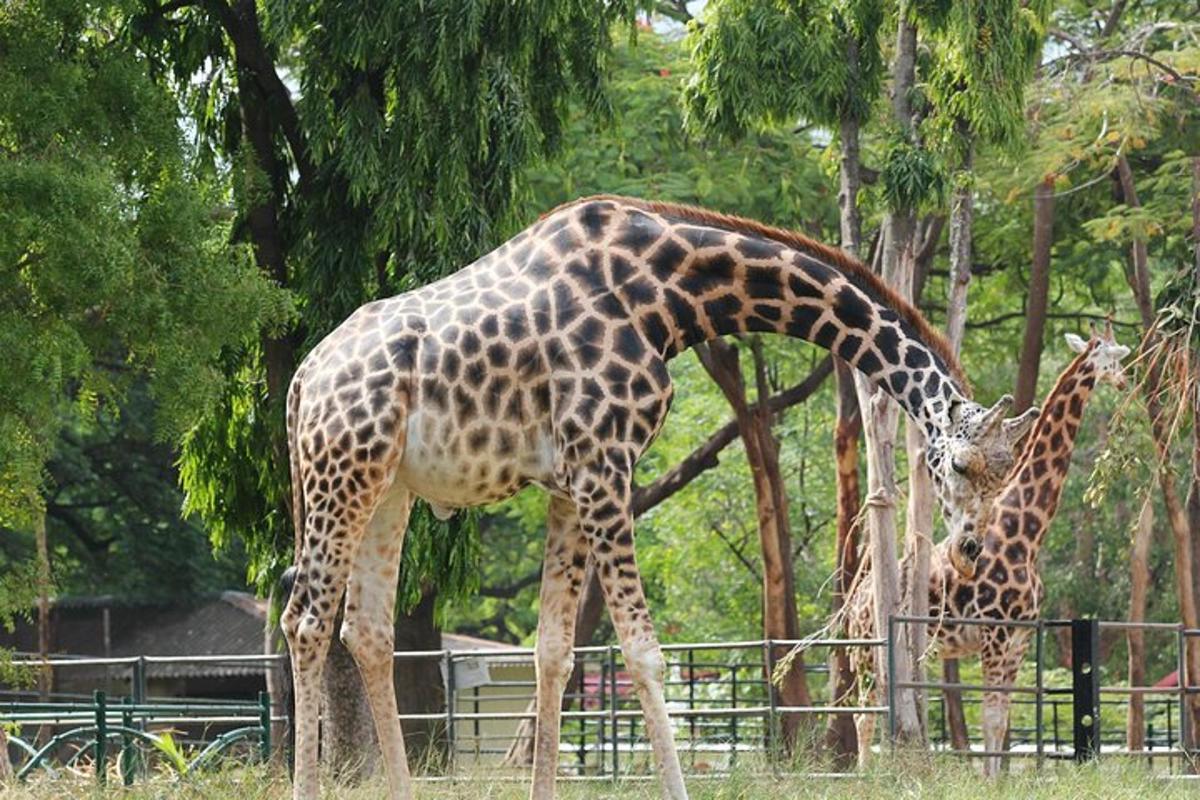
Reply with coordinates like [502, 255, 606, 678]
[4, 760, 1197, 799]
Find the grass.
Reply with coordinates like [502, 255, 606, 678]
[4, 758, 1198, 800]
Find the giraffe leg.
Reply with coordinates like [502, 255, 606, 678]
[281, 512, 370, 800]
[340, 486, 414, 800]
[282, 397, 405, 800]
[570, 463, 687, 800]
[530, 495, 588, 800]
[854, 683, 878, 768]
[852, 652, 877, 768]
[980, 635, 1025, 777]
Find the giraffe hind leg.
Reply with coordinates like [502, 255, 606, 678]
[530, 495, 589, 800]
[282, 397, 407, 800]
[341, 485, 414, 800]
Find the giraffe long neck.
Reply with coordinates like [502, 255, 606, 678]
[583, 202, 968, 436]
[993, 348, 1098, 556]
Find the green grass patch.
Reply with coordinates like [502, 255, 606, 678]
[4, 757, 1198, 799]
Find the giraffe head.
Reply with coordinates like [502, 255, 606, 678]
[1065, 323, 1130, 389]
[927, 394, 1040, 579]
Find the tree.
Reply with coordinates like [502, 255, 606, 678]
[0, 0, 286, 698]
[697, 337, 815, 748]
[684, 0, 885, 761]
[133, 0, 631, 776]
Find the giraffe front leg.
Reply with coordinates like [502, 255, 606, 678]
[570, 463, 687, 800]
[340, 487, 414, 800]
[980, 634, 1026, 777]
[530, 495, 589, 800]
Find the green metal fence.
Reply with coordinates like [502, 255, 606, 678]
[5, 618, 1197, 784]
[3, 689, 270, 785]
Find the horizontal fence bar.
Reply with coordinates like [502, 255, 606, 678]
[1098, 686, 1187, 696]
[892, 615, 1043, 629]
[1096, 621, 1184, 631]
[893, 680, 1041, 696]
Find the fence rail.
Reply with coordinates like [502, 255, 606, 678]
[4, 616, 1197, 783]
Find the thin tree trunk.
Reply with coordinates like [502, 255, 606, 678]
[826, 359, 862, 766]
[931, 159, 980, 740]
[698, 338, 812, 753]
[1115, 153, 1200, 750]
[1126, 498, 1154, 751]
[265, 585, 291, 765]
[856, 5, 924, 746]
[1014, 177, 1055, 413]
[944, 138, 975, 355]
[321, 611, 380, 782]
[824, 109, 865, 767]
[942, 660, 970, 750]
[1187, 156, 1200, 630]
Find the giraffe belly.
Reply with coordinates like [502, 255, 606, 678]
[394, 406, 557, 508]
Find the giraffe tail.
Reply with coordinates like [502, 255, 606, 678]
[284, 372, 306, 592]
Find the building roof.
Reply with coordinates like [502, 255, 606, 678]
[13, 593, 522, 679]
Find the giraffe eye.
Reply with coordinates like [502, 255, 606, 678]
[951, 458, 968, 476]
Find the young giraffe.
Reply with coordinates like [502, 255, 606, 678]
[845, 327, 1128, 775]
[280, 195, 1038, 800]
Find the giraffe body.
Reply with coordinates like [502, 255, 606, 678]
[845, 329, 1128, 775]
[280, 196, 1037, 800]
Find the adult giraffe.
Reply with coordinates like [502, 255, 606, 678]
[845, 327, 1128, 775]
[280, 195, 1037, 800]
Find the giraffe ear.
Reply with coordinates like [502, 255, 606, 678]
[1108, 344, 1131, 360]
[1002, 406, 1039, 447]
[1064, 333, 1088, 353]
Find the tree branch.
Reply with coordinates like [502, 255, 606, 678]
[478, 569, 542, 599]
[631, 356, 833, 516]
[710, 525, 761, 581]
[205, 0, 316, 190]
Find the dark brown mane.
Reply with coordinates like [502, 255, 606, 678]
[549, 194, 970, 394]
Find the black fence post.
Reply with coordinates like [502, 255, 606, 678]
[1071, 618, 1101, 763]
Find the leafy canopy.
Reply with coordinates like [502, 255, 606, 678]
[0, 0, 290, 529]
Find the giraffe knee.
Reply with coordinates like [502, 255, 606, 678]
[340, 615, 393, 671]
[624, 642, 665, 690]
[283, 608, 335, 669]
[535, 638, 575, 689]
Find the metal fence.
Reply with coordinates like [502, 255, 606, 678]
[4, 617, 1198, 782]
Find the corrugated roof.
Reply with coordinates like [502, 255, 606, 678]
[111, 594, 270, 678]
[37, 594, 520, 678]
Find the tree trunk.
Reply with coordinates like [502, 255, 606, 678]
[392, 592, 446, 766]
[320, 592, 443, 780]
[855, 5, 925, 747]
[824, 108, 865, 768]
[825, 359, 862, 767]
[1187, 156, 1200, 629]
[944, 139, 975, 355]
[1115, 152, 1200, 750]
[321, 614, 380, 781]
[1014, 177, 1055, 413]
[698, 338, 812, 753]
[1126, 498, 1154, 751]
[941, 660, 970, 750]
[265, 586, 292, 765]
